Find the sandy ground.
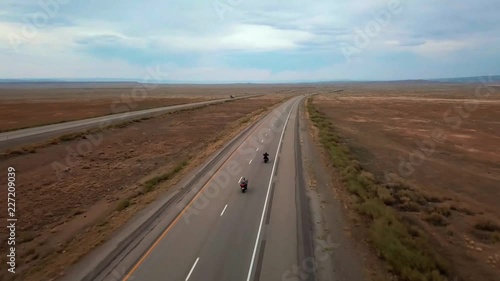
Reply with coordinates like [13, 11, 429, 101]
[312, 84, 500, 281]
[0, 94, 287, 281]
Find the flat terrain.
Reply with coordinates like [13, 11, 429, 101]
[312, 84, 500, 281]
[0, 96, 211, 131]
[0, 93, 288, 281]
[0, 84, 312, 131]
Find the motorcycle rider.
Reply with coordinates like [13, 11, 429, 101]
[263, 152, 269, 160]
[241, 177, 248, 187]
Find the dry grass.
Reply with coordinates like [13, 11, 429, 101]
[474, 219, 500, 232]
[425, 213, 449, 227]
[115, 199, 131, 211]
[143, 160, 189, 193]
[307, 97, 449, 281]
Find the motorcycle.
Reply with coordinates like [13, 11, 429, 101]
[263, 155, 269, 163]
[240, 182, 247, 193]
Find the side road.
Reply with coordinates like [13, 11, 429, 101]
[0, 94, 262, 151]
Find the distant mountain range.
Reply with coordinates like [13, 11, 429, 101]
[0, 75, 498, 86]
[427, 75, 500, 83]
[0, 78, 138, 83]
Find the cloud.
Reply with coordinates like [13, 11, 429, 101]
[74, 24, 315, 52]
[0, 0, 499, 81]
[409, 40, 475, 56]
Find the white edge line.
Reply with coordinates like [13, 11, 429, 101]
[245, 99, 298, 281]
[186, 257, 200, 281]
[220, 204, 228, 216]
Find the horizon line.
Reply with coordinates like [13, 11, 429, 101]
[0, 74, 499, 84]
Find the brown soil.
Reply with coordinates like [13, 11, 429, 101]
[0, 84, 313, 132]
[0, 94, 287, 281]
[0, 97, 211, 132]
[0, 98, 213, 132]
[312, 84, 500, 281]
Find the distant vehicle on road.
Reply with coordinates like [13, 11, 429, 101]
[240, 177, 248, 193]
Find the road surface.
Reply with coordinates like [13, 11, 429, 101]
[83, 95, 313, 281]
[0, 95, 258, 151]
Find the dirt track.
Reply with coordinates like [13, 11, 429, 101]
[313, 84, 500, 281]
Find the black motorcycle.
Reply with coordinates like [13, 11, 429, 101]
[263, 154, 269, 163]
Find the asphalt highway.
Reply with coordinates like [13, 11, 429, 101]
[95, 96, 309, 281]
[0, 95, 258, 151]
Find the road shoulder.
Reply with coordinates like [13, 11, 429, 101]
[298, 98, 370, 281]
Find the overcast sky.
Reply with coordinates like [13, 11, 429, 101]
[0, 0, 499, 82]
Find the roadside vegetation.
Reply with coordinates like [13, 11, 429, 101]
[143, 160, 190, 193]
[307, 97, 450, 281]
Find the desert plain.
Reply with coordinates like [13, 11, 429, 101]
[311, 82, 500, 281]
[0, 82, 499, 281]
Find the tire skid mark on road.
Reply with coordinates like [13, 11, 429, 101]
[265, 182, 276, 225]
[294, 97, 316, 281]
[253, 240, 267, 281]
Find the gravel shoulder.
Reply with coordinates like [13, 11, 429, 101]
[299, 98, 372, 281]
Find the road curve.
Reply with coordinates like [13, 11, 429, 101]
[0, 95, 260, 151]
[65, 95, 311, 281]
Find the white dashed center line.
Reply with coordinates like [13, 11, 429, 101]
[220, 204, 228, 216]
[186, 258, 200, 281]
